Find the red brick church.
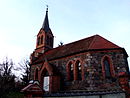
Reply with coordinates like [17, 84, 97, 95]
[21, 8, 130, 98]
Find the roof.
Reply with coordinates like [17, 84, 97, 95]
[33, 34, 122, 64]
[21, 82, 43, 94]
[88, 34, 120, 49]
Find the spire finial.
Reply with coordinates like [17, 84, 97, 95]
[46, 5, 48, 12]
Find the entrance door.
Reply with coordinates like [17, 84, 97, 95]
[43, 76, 49, 91]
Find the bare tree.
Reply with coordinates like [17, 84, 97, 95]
[0, 57, 16, 97]
[18, 59, 30, 86]
[0, 57, 13, 76]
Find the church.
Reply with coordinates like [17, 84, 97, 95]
[21, 8, 130, 98]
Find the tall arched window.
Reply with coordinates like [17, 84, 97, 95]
[104, 58, 111, 78]
[50, 38, 53, 47]
[67, 62, 74, 81]
[75, 60, 82, 80]
[41, 35, 43, 44]
[37, 37, 40, 45]
[35, 68, 38, 80]
[47, 36, 49, 45]
[102, 56, 115, 78]
[70, 63, 74, 81]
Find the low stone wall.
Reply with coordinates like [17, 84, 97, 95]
[44, 93, 126, 98]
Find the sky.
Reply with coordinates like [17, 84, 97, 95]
[0, 0, 130, 67]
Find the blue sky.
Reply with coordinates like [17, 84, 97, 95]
[0, 0, 130, 66]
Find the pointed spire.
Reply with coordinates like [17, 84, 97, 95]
[42, 6, 50, 32]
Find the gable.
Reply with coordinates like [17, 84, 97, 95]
[21, 83, 43, 94]
[88, 35, 120, 49]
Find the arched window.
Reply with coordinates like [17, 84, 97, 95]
[50, 38, 53, 47]
[102, 56, 115, 78]
[49, 37, 51, 46]
[37, 37, 40, 45]
[41, 35, 43, 44]
[104, 58, 111, 78]
[75, 60, 82, 80]
[47, 36, 49, 45]
[35, 68, 38, 80]
[67, 62, 74, 81]
[70, 63, 74, 81]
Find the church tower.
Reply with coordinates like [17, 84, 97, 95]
[35, 7, 54, 54]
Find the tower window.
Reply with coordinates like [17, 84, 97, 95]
[37, 37, 40, 45]
[47, 36, 49, 45]
[41, 35, 43, 44]
[50, 38, 53, 47]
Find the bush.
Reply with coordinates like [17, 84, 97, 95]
[6, 91, 24, 98]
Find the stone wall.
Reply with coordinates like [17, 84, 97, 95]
[44, 93, 126, 98]
[48, 50, 127, 91]
[30, 49, 129, 92]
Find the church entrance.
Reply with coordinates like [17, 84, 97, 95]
[43, 76, 49, 91]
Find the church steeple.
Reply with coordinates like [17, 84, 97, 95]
[34, 7, 54, 55]
[42, 7, 50, 33]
